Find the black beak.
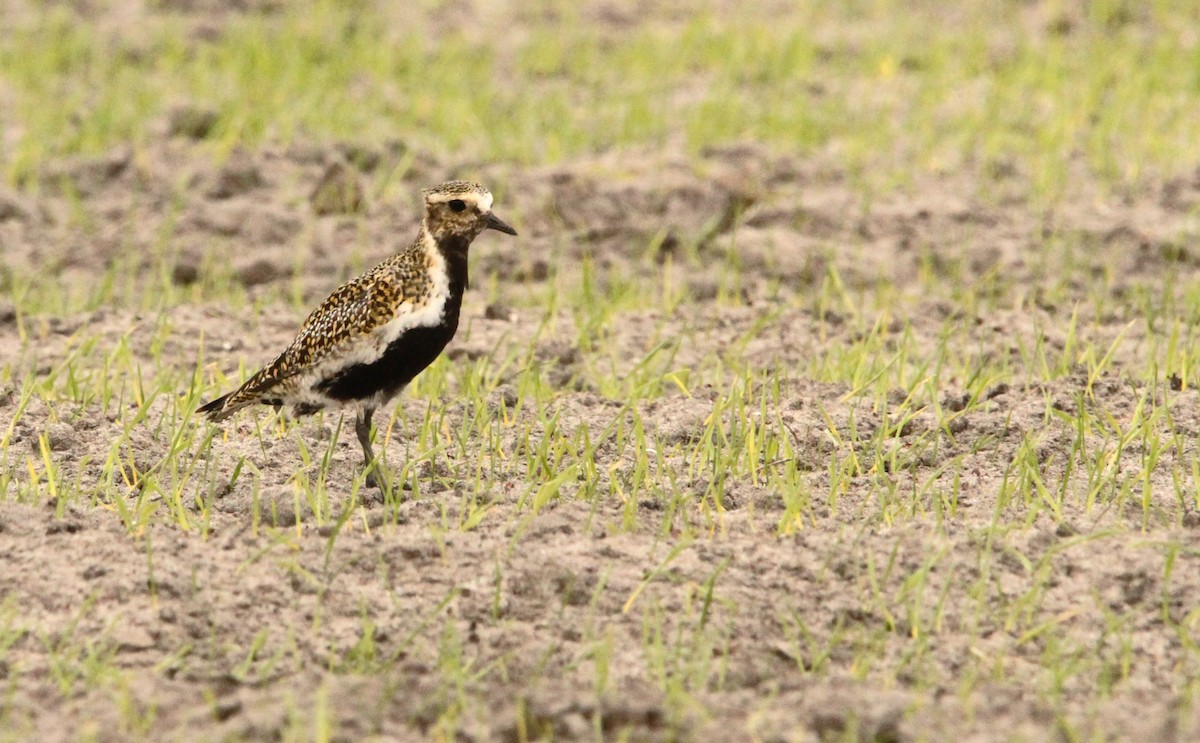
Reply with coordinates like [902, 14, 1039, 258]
[484, 212, 518, 236]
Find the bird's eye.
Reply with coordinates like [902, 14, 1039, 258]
[448, 199, 466, 212]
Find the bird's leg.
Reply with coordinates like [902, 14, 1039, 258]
[355, 406, 384, 489]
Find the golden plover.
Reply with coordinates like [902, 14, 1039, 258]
[199, 180, 517, 487]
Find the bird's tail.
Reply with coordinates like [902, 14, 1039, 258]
[199, 361, 289, 422]
[197, 390, 252, 422]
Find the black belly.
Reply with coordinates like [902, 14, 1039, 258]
[315, 321, 457, 403]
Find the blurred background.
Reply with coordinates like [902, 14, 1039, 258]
[4, 0, 1200, 198]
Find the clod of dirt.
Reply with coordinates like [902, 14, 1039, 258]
[1055, 521, 1080, 537]
[257, 486, 313, 527]
[646, 397, 712, 445]
[0, 188, 31, 221]
[192, 202, 244, 236]
[335, 141, 385, 172]
[810, 702, 906, 743]
[236, 258, 288, 287]
[1161, 168, 1200, 211]
[549, 565, 595, 606]
[0, 301, 16, 325]
[492, 385, 519, 408]
[540, 340, 580, 367]
[654, 229, 680, 264]
[172, 260, 200, 286]
[45, 516, 85, 535]
[309, 160, 366, 216]
[698, 192, 758, 249]
[241, 205, 303, 245]
[167, 104, 220, 139]
[111, 624, 157, 654]
[1156, 241, 1195, 265]
[984, 383, 1010, 400]
[484, 303, 516, 322]
[689, 278, 719, 301]
[1046, 13, 1074, 35]
[526, 259, 550, 281]
[1115, 571, 1154, 607]
[207, 149, 264, 199]
[505, 685, 669, 743]
[537, 340, 582, 389]
[212, 484, 313, 526]
[47, 146, 132, 197]
[445, 347, 487, 362]
[942, 391, 970, 412]
[31, 422, 79, 452]
[213, 698, 243, 722]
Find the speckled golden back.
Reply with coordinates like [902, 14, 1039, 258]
[234, 245, 435, 399]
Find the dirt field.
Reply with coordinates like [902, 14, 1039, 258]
[4, 2, 1200, 742]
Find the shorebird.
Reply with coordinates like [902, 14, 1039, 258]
[199, 180, 517, 487]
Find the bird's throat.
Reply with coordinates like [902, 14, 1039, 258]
[434, 234, 471, 295]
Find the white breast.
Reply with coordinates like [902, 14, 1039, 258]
[374, 249, 451, 344]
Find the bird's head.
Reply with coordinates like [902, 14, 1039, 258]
[422, 181, 517, 242]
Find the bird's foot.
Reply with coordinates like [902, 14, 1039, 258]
[365, 469, 384, 490]
[363, 463, 396, 492]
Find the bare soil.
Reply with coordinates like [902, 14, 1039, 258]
[5, 7, 1200, 743]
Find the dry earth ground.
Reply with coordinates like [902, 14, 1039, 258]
[3, 2, 1200, 743]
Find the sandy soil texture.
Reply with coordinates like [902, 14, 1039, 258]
[3, 134, 1199, 741]
[4, 3, 1200, 743]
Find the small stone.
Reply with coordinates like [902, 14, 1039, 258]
[0, 302, 16, 324]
